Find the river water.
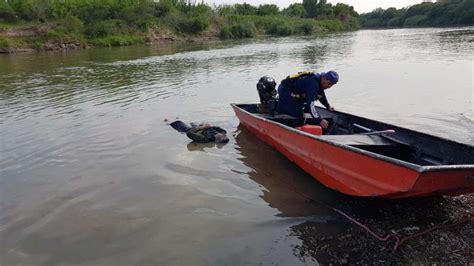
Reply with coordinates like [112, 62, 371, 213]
[1, 27, 473, 265]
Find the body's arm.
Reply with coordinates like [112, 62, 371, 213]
[319, 92, 335, 111]
[319, 92, 331, 109]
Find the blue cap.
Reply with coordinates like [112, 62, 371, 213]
[323, 71, 339, 84]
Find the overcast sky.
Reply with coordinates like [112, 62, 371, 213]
[204, 0, 425, 14]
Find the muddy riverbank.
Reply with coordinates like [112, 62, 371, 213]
[292, 194, 473, 264]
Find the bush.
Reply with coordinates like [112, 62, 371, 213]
[317, 19, 346, 31]
[134, 16, 160, 31]
[386, 17, 401, 27]
[217, 5, 235, 16]
[48, 16, 85, 43]
[219, 19, 257, 39]
[267, 21, 293, 36]
[0, 36, 23, 48]
[7, 0, 32, 21]
[57, 15, 84, 33]
[0, 1, 18, 22]
[0, 36, 14, 47]
[219, 25, 232, 39]
[257, 4, 279, 16]
[282, 3, 306, 18]
[230, 21, 256, 38]
[234, 3, 257, 15]
[86, 19, 129, 38]
[403, 15, 428, 27]
[188, 3, 213, 17]
[298, 21, 314, 34]
[155, 0, 175, 17]
[177, 16, 209, 34]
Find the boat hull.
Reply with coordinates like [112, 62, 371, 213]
[232, 104, 474, 198]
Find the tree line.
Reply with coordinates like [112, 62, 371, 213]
[0, 0, 359, 49]
[360, 0, 473, 28]
[0, 0, 358, 23]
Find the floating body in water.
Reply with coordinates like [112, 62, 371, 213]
[170, 120, 229, 144]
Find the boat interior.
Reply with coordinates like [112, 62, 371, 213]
[239, 104, 474, 167]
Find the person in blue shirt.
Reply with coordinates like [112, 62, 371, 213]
[275, 70, 339, 129]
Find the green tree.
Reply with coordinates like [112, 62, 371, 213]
[282, 3, 306, 18]
[155, 0, 178, 17]
[216, 5, 235, 16]
[257, 4, 279, 16]
[302, 0, 318, 18]
[333, 3, 358, 21]
[404, 2, 432, 18]
[316, 0, 333, 19]
[455, 0, 474, 25]
[234, 3, 257, 15]
[0, 1, 17, 22]
[403, 15, 428, 27]
[382, 7, 398, 20]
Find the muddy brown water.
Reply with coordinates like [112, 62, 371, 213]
[1, 27, 473, 265]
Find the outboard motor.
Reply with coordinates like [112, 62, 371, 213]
[256, 76, 277, 104]
[256, 76, 277, 114]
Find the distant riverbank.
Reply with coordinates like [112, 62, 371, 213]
[0, 1, 359, 53]
[0, 18, 356, 53]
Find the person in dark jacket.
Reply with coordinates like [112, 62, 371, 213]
[275, 70, 339, 129]
[170, 120, 229, 143]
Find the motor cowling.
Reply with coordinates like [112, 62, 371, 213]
[256, 76, 277, 104]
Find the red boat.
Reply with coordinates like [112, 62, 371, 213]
[232, 103, 474, 198]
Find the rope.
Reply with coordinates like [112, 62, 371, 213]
[331, 207, 400, 243]
[393, 215, 473, 251]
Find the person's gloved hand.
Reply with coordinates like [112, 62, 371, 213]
[320, 119, 329, 129]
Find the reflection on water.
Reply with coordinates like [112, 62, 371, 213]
[234, 126, 341, 218]
[1, 27, 473, 264]
[187, 141, 228, 151]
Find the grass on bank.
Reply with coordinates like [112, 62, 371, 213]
[0, 36, 49, 50]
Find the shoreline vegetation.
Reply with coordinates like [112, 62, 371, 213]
[0, 0, 472, 53]
[0, 0, 359, 53]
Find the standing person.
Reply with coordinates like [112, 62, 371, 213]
[275, 70, 339, 128]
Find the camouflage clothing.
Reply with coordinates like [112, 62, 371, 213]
[186, 126, 227, 143]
